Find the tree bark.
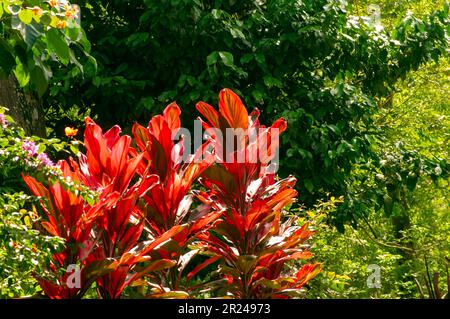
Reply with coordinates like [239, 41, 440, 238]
[0, 76, 46, 137]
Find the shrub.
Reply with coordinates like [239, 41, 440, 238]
[19, 89, 320, 298]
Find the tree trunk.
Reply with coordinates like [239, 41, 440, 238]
[0, 76, 46, 137]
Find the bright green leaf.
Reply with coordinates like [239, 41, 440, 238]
[18, 9, 33, 25]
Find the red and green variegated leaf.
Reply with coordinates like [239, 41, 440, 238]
[82, 258, 119, 286]
[124, 225, 187, 264]
[218, 88, 249, 129]
[279, 251, 314, 262]
[146, 291, 190, 299]
[227, 209, 246, 238]
[267, 188, 297, 211]
[115, 152, 145, 193]
[127, 259, 177, 286]
[245, 200, 271, 231]
[148, 115, 164, 139]
[258, 250, 313, 266]
[196, 232, 238, 263]
[163, 102, 181, 131]
[202, 165, 236, 194]
[252, 278, 282, 290]
[108, 135, 131, 177]
[284, 224, 314, 248]
[236, 255, 258, 276]
[249, 108, 261, 128]
[196, 101, 220, 128]
[293, 263, 323, 287]
[186, 255, 221, 282]
[262, 175, 297, 198]
[41, 221, 59, 237]
[188, 210, 223, 235]
[78, 192, 120, 227]
[147, 133, 169, 180]
[213, 218, 243, 246]
[132, 122, 152, 152]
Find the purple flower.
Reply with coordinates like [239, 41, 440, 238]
[0, 114, 7, 128]
[37, 152, 55, 167]
[22, 140, 37, 157]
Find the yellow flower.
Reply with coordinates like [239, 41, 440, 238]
[56, 19, 67, 29]
[65, 9, 76, 19]
[31, 6, 44, 17]
[64, 5, 77, 19]
[65, 127, 79, 137]
[48, 0, 58, 8]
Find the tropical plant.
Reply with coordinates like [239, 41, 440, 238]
[16, 89, 321, 299]
[131, 103, 221, 293]
[46, 0, 450, 231]
[190, 89, 321, 298]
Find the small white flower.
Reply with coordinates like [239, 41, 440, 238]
[434, 166, 442, 176]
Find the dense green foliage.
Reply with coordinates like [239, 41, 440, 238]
[44, 0, 450, 230]
[0, 0, 92, 96]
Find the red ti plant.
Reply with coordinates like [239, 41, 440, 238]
[132, 103, 222, 292]
[23, 118, 183, 299]
[22, 161, 119, 299]
[193, 89, 322, 298]
[77, 117, 144, 194]
[74, 118, 177, 299]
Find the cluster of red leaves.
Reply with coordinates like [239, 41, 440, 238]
[192, 89, 322, 298]
[23, 89, 320, 299]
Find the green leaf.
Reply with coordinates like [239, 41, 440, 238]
[304, 179, 314, 193]
[405, 172, 418, 192]
[255, 53, 265, 65]
[66, 26, 81, 42]
[263, 75, 283, 88]
[46, 28, 70, 65]
[34, 58, 53, 82]
[22, 22, 43, 48]
[18, 9, 33, 24]
[230, 27, 245, 39]
[30, 67, 48, 97]
[69, 49, 83, 73]
[240, 53, 253, 64]
[236, 255, 257, 275]
[206, 51, 218, 66]
[383, 195, 394, 216]
[13, 61, 30, 87]
[77, 29, 91, 52]
[218, 51, 234, 67]
[252, 90, 264, 102]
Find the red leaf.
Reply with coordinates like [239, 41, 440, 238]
[22, 175, 49, 198]
[189, 210, 223, 235]
[186, 255, 221, 282]
[196, 101, 220, 128]
[218, 88, 249, 129]
[132, 122, 152, 151]
[163, 102, 181, 131]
